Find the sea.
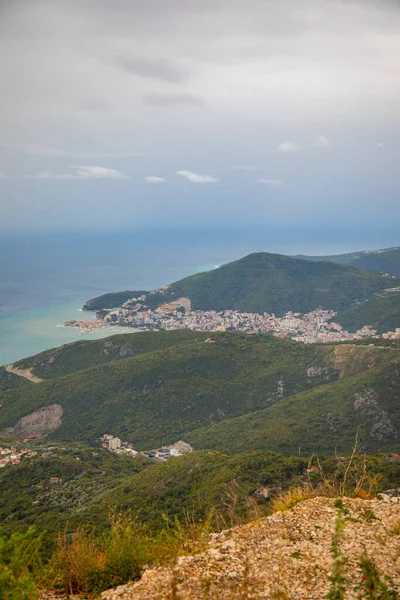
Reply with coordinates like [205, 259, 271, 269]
[1, 227, 397, 363]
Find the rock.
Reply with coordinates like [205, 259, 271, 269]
[99, 497, 400, 600]
[2, 404, 63, 438]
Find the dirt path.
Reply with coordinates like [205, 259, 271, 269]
[5, 364, 43, 383]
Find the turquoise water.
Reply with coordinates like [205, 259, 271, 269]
[0, 302, 134, 364]
[0, 229, 249, 362]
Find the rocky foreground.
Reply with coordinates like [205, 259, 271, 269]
[101, 496, 400, 600]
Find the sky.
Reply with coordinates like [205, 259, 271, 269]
[0, 0, 399, 239]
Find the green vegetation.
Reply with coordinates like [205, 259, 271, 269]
[88, 450, 305, 531]
[333, 293, 400, 333]
[1, 440, 399, 541]
[1, 333, 344, 447]
[186, 362, 400, 455]
[0, 446, 300, 536]
[0, 443, 152, 536]
[0, 366, 29, 393]
[82, 252, 400, 315]
[16, 330, 211, 380]
[2, 331, 400, 455]
[296, 247, 400, 277]
[0, 527, 42, 600]
[357, 555, 398, 598]
[83, 290, 148, 311]
[0, 448, 399, 597]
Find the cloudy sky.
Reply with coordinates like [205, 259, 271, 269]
[1, 0, 399, 236]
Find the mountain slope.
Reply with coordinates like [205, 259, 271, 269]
[1, 332, 399, 453]
[5, 449, 303, 534]
[333, 292, 400, 333]
[0, 366, 30, 393]
[296, 246, 400, 276]
[83, 290, 149, 311]
[0, 443, 152, 534]
[3, 446, 399, 537]
[186, 361, 400, 455]
[0, 333, 341, 447]
[82, 252, 400, 316]
[15, 330, 208, 380]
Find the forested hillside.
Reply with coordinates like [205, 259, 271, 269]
[296, 246, 400, 276]
[1, 332, 399, 454]
[82, 252, 400, 315]
[333, 293, 400, 333]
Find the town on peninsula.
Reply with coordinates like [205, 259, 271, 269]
[66, 291, 400, 343]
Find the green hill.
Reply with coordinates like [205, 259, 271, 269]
[1, 332, 399, 454]
[296, 247, 400, 276]
[333, 293, 400, 333]
[0, 441, 152, 534]
[2, 446, 399, 538]
[0, 366, 30, 393]
[15, 330, 208, 380]
[82, 252, 400, 316]
[1, 330, 400, 551]
[0, 448, 302, 534]
[186, 361, 400, 455]
[0, 333, 342, 447]
[83, 290, 149, 311]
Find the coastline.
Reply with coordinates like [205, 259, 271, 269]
[0, 301, 137, 364]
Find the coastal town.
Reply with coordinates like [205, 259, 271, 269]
[66, 293, 400, 343]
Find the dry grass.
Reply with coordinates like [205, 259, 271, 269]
[270, 485, 316, 512]
[271, 432, 382, 514]
[44, 509, 217, 597]
[45, 511, 148, 596]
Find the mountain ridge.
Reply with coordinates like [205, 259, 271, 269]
[1, 331, 399, 455]
[82, 251, 400, 316]
[296, 246, 400, 276]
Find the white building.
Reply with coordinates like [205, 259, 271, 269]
[109, 437, 121, 450]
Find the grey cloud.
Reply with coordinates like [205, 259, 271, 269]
[143, 92, 206, 108]
[114, 56, 188, 83]
[1, 0, 400, 231]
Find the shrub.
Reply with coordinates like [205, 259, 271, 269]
[48, 508, 215, 596]
[49, 511, 146, 595]
[0, 527, 42, 600]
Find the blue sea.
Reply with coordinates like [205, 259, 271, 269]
[1, 227, 397, 362]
